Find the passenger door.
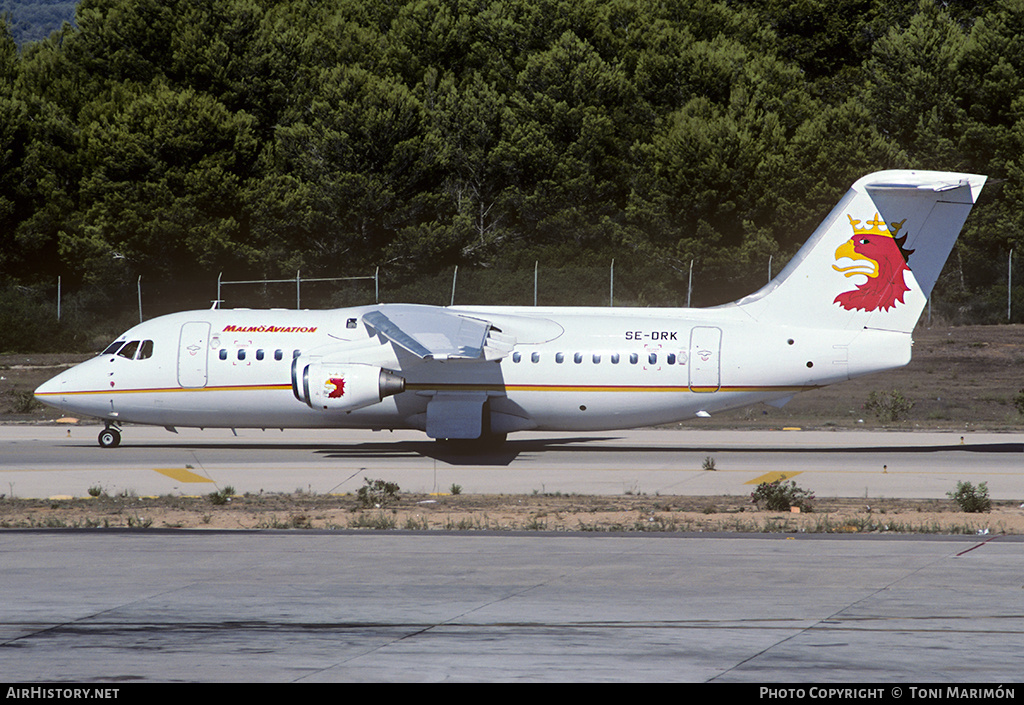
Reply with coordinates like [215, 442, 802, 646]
[178, 322, 210, 388]
[688, 326, 722, 392]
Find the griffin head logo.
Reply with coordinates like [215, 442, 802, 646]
[833, 214, 914, 312]
[324, 377, 346, 399]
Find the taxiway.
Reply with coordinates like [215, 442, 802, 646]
[1, 530, 1022, 682]
[1, 425, 1022, 500]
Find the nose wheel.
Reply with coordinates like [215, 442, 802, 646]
[98, 426, 121, 448]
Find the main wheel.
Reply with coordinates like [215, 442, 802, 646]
[98, 428, 121, 448]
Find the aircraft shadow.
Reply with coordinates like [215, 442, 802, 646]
[314, 438, 1024, 467]
[316, 436, 613, 466]
[654, 442, 1024, 455]
[85, 436, 613, 467]
[68, 437, 1024, 468]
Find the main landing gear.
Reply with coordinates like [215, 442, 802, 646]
[98, 424, 121, 448]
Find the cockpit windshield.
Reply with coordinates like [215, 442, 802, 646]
[117, 341, 140, 359]
[102, 339, 155, 360]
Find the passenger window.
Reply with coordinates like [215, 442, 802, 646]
[346, 318, 358, 329]
[611, 354, 619, 364]
[238, 349, 246, 360]
[531, 352, 540, 363]
[649, 353, 657, 365]
[574, 353, 583, 364]
[629, 353, 638, 364]
[512, 352, 522, 363]
[592, 354, 601, 364]
[219, 349, 228, 360]
[256, 349, 265, 361]
[555, 353, 564, 364]
[117, 341, 139, 359]
[274, 350, 283, 361]
[667, 353, 676, 365]
[137, 340, 154, 360]
[293, 350, 300, 358]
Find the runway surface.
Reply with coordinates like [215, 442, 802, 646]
[4, 425, 1024, 683]
[2, 530, 1022, 682]
[2, 424, 1023, 500]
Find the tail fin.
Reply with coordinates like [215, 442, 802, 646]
[737, 170, 986, 332]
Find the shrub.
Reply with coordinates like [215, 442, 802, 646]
[865, 389, 914, 423]
[1015, 389, 1024, 417]
[208, 489, 230, 505]
[357, 478, 400, 507]
[947, 481, 991, 513]
[751, 478, 815, 512]
[6, 390, 41, 414]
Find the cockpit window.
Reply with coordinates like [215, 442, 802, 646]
[106, 339, 154, 360]
[117, 341, 140, 359]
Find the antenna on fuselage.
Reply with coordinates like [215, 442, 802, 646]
[210, 300, 223, 309]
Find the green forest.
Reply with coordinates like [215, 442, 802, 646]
[2, 0, 1024, 350]
[0, 1, 77, 45]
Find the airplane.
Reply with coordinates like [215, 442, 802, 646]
[35, 169, 986, 449]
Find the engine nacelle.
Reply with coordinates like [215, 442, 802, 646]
[297, 363, 405, 411]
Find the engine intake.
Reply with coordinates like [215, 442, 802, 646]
[293, 362, 405, 411]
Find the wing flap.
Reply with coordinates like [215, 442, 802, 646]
[363, 306, 514, 361]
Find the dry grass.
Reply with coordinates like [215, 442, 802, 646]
[3, 492, 1022, 534]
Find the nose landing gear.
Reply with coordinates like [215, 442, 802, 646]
[98, 425, 122, 448]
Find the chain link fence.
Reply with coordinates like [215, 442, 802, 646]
[3, 252, 1018, 354]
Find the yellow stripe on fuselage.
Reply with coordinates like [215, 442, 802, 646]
[36, 384, 294, 397]
[41, 383, 818, 397]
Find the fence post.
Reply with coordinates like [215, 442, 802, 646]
[451, 265, 458, 306]
[137, 275, 142, 322]
[57, 276, 61, 321]
[609, 259, 615, 307]
[687, 260, 693, 308]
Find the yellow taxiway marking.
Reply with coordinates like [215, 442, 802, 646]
[154, 468, 214, 483]
[745, 471, 802, 485]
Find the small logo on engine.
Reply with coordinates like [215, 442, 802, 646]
[325, 377, 346, 398]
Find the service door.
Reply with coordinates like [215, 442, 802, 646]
[178, 322, 210, 388]
[688, 326, 722, 392]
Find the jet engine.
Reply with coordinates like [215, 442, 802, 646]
[293, 362, 405, 411]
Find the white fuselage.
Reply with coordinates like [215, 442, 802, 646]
[35, 303, 909, 435]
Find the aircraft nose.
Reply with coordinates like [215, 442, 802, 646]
[34, 372, 64, 409]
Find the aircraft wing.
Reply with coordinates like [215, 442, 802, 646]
[362, 306, 515, 361]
